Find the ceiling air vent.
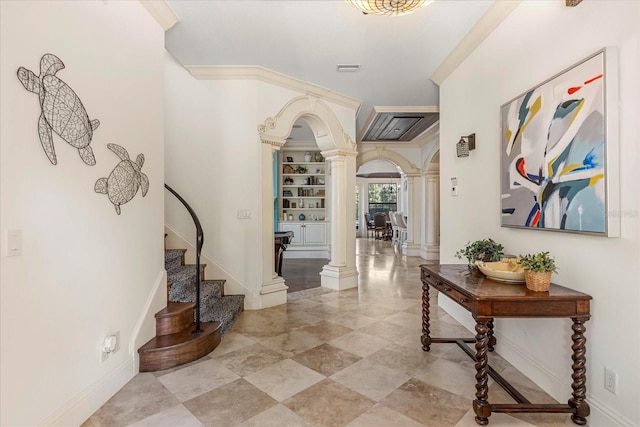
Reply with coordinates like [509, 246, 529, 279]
[337, 64, 360, 72]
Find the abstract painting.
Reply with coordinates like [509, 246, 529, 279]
[500, 49, 619, 236]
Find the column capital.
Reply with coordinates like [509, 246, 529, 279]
[321, 149, 358, 159]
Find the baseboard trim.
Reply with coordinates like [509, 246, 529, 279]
[40, 358, 133, 426]
[438, 297, 632, 427]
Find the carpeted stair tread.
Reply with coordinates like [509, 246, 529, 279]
[199, 295, 244, 335]
[165, 249, 187, 271]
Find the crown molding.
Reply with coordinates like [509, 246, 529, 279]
[139, 0, 179, 31]
[186, 65, 362, 111]
[430, 0, 522, 85]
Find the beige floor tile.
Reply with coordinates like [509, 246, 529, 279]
[329, 330, 391, 357]
[346, 404, 424, 427]
[358, 320, 412, 342]
[207, 331, 255, 357]
[379, 378, 470, 426]
[296, 320, 353, 341]
[238, 404, 315, 427]
[183, 378, 276, 425]
[455, 408, 537, 427]
[214, 342, 285, 376]
[383, 311, 423, 330]
[366, 342, 438, 376]
[89, 373, 179, 426]
[157, 358, 240, 402]
[328, 312, 378, 330]
[128, 404, 204, 427]
[330, 358, 411, 401]
[292, 343, 362, 376]
[258, 329, 325, 357]
[413, 357, 479, 400]
[244, 359, 325, 401]
[283, 379, 375, 427]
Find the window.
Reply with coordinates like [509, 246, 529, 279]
[368, 183, 397, 216]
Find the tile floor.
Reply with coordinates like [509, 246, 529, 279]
[84, 238, 576, 427]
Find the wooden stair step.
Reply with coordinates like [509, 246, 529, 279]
[138, 321, 221, 372]
[155, 302, 196, 336]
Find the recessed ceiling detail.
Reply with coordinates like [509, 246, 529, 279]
[361, 108, 439, 142]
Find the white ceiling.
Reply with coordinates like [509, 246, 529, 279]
[164, 0, 494, 136]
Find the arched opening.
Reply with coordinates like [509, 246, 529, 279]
[258, 95, 359, 303]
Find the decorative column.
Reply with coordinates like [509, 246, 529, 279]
[320, 149, 358, 290]
[402, 174, 422, 256]
[424, 171, 440, 260]
[257, 140, 287, 308]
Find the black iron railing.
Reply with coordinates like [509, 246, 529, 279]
[165, 184, 204, 334]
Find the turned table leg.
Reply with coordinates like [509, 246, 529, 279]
[487, 318, 496, 352]
[473, 319, 491, 425]
[569, 318, 590, 425]
[421, 282, 432, 351]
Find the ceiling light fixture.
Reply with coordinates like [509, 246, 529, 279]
[346, 0, 431, 16]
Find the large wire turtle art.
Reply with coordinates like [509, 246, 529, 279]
[17, 53, 100, 165]
[95, 144, 149, 215]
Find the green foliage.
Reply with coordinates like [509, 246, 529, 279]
[368, 183, 397, 203]
[519, 251, 558, 273]
[455, 238, 504, 265]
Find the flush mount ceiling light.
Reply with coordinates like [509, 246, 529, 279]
[346, 0, 431, 16]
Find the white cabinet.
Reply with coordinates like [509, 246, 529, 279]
[279, 221, 329, 258]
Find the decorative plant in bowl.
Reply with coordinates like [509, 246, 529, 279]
[455, 238, 504, 267]
[519, 251, 558, 292]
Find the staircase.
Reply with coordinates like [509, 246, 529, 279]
[164, 248, 244, 335]
[137, 248, 244, 372]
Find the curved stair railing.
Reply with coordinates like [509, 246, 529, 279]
[165, 184, 204, 334]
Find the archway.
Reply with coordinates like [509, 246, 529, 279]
[356, 148, 422, 255]
[258, 95, 359, 301]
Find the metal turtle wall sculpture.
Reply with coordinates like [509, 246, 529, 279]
[95, 143, 149, 215]
[17, 53, 99, 165]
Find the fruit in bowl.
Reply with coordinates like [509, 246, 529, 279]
[475, 258, 525, 283]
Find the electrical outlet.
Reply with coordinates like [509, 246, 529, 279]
[100, 348, 109, 363]
[604, 367, 617, 394]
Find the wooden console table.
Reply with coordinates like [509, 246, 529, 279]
[420, 264, 592, 426]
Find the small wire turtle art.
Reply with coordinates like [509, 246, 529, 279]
[17, 53, 100, 165]
[95, 143, 149, 215]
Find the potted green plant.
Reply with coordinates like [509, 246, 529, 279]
[455, 238, 504, 267]
[519, 251, 558, 291]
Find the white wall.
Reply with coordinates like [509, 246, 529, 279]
[0, 1, 165, 425]
[165, 57, 359, 303]
[439, 1, 639, 426]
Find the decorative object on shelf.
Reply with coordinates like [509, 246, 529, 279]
[284, 177, 294, 185]
[283, 190, 292, 197]
[519, 251, 558, 292]
[299, 213, 306, 220]
[288, 214, 293, 221]
[283, 164, 295, 174]
[456, 133, 476, 158]
[295, 165, 307, 174]
[476, 258, 525, 284]
[95, 143, 149, 215]
[304, 152, 312, 162]
[500, 48, 619, 236]
[314, 152, 324, 162]
[17, 53, 100, 166]
[286, 156, 293, 162]
[345, 0, 430, 16]
[455, 238, 504, 266]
